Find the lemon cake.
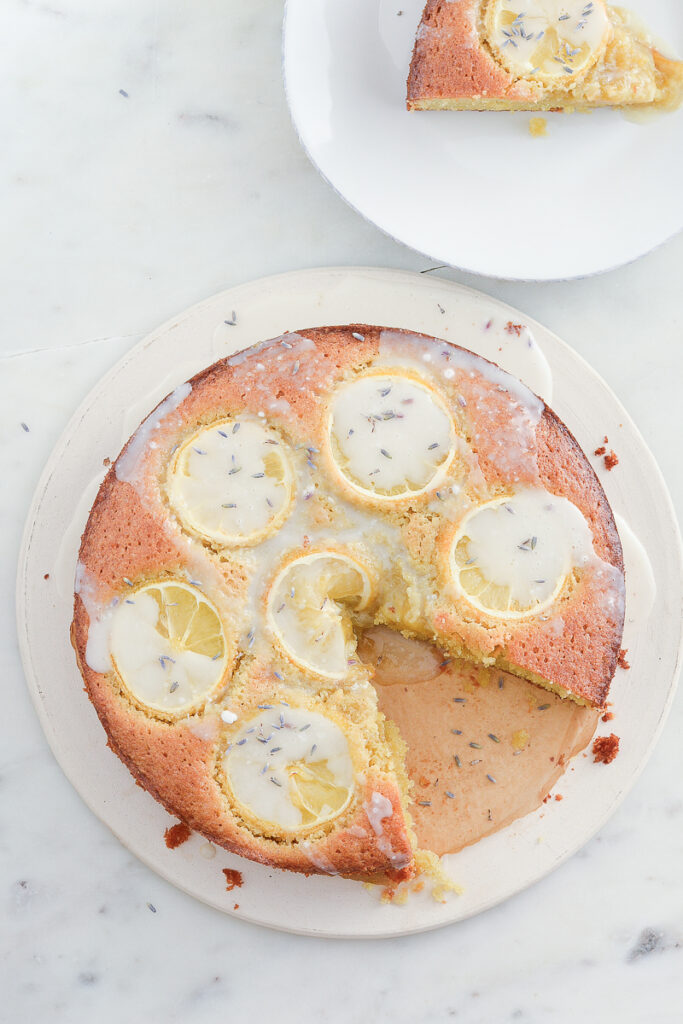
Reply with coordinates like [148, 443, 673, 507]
[407, 1, 683, 112]
[71, 325, 625, 882]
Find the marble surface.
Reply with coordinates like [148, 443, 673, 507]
[2, 1, 682, 1021]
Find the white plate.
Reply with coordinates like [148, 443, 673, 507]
[17, 267, 682, 937]
[283, 1, 683, 281]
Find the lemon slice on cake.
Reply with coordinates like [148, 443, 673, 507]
[485, 0, 611, 88]
[109, 579, 229, 714]
[286, 759, 352, 826]
[449, 490, 592, 619]
[327, 371, 456, 502]
[223, 706, 355, 834]
[166, 418, 294, 548]
[266, 551, 375, 680]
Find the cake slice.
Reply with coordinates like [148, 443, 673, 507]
[407, 1, 683, 112]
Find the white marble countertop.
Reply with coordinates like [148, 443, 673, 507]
[2, 1, 682, 1021]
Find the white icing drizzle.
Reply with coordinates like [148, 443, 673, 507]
[615, 514, 655, 623]
[299, 841, 339, 875]
[116, 382, 191, 490]
[183, 715, 220, 741]
[166, 417, 294, 547]
[328, 373, 455, 498]
[488, 0, 610, 82]
[363, 792, 411, 870]
[224, 708, 354, 832]
[364, 791, 394, 836]
[74, 562, 115, 674]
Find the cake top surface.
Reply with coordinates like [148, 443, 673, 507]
[72, 325, 625, 880]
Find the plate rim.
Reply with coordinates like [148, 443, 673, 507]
[15, 265, 683, 938]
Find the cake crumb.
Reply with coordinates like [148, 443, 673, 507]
[233, 903, 239, 910]
[528, 116, 547, 137]
[43, 573, 50, 580]
[554, 794, 563, 801]
[604, 451, 619, 471]
[602, 711, 615, 722]
[164, 822, 192, 849]
[593, 733, 620, 765]
[222, 868, 243, 892]
[594, 446, 606, 456]
[505, 321, 524, 336]
[617, 648, 630, 670]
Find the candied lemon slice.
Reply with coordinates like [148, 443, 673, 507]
[166, 418, 294, 547]
[266, 551, 374, 680]
[223, 707, 354, 833]
[109, 580, 229, 714]
[449, 490, 594, 619]
[287, 759, 351, 826]
[486, 0, 611, 87]
[327, 371, 456, 501]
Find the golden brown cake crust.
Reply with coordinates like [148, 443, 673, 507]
[407, 0, 538, 107]
[72, 324, 624, 880]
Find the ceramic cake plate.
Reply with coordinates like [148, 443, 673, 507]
[17, 268, 683, 937]
[283, 1, 683, 280]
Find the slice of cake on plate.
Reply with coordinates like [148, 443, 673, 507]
[407, 1, 683, 112]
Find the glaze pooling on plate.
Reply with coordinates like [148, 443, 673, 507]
[71, 323, 625, 886]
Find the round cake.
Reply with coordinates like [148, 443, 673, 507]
[71, 325, 625, 883]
